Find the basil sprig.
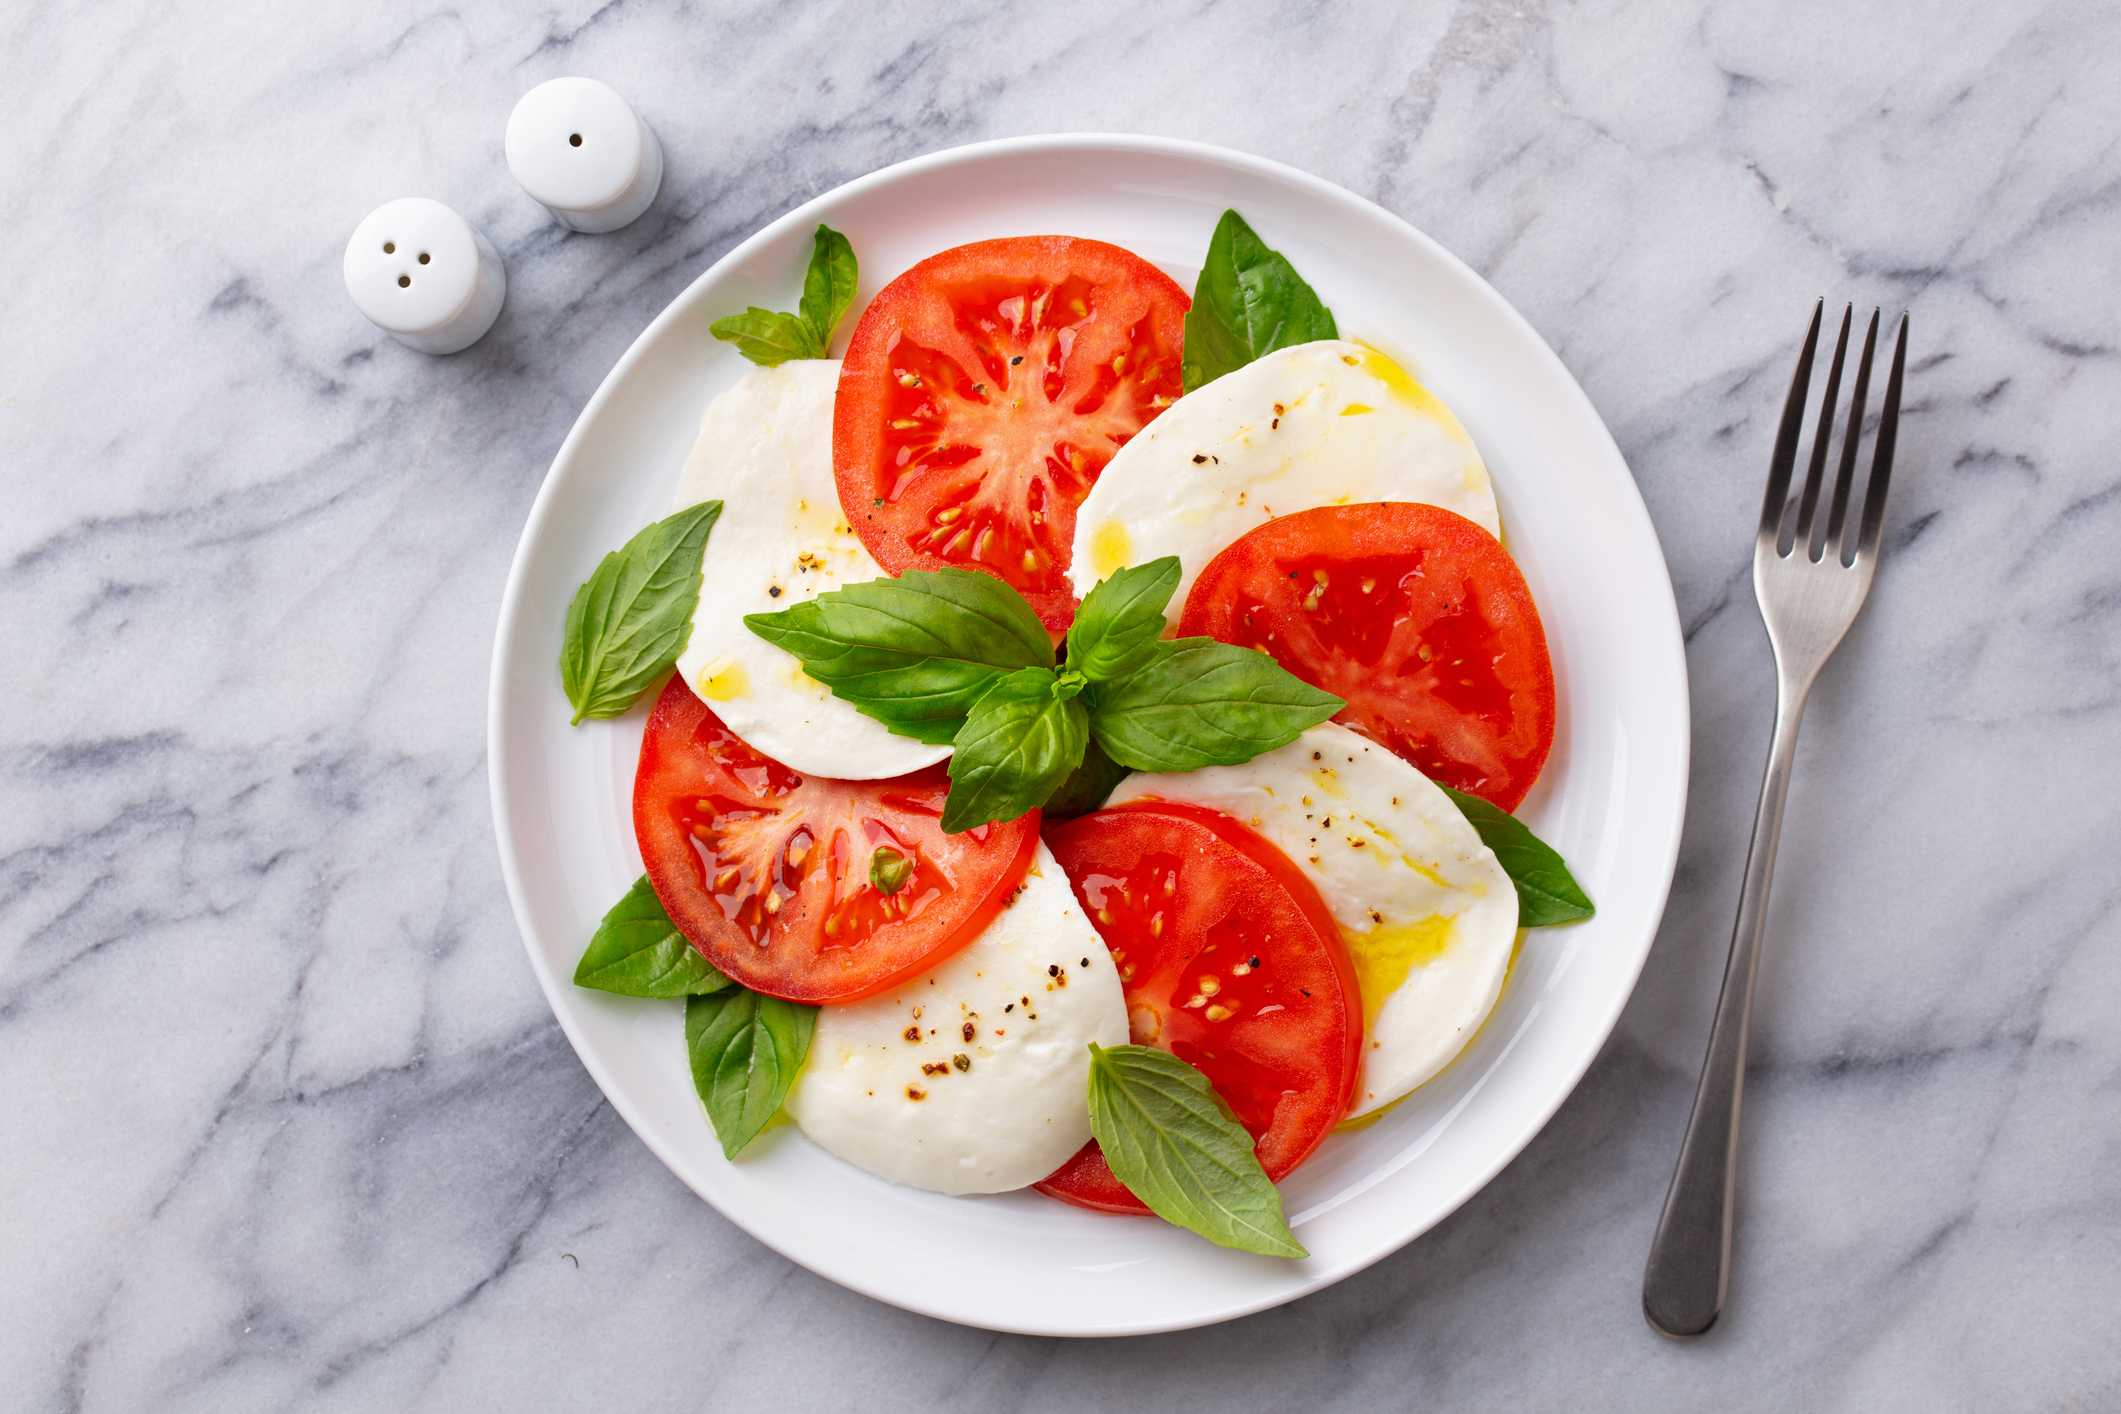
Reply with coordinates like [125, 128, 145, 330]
[710, 224, 859, 365]
[748, 558, 1343, 832]
[571, 879, 816, 1159]
[573, 876, 733, 997]
[560, 499, 723, 724]
[1086, 1043, 1307, 1258]
[1440, 785, 1596, 927]
[686, 988, 818, 1160]
[1181, 209, 1338, 392]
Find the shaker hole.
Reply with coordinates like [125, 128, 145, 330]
[417, 252, 430, 264]
[382, 241, 396, 254]
[568, 133, 582, 147]
[398, 275, 411, 288]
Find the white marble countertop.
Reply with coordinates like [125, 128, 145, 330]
[6, 1, 2118, 1408]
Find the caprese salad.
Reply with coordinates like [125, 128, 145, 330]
[558, 213, 1592, 1257]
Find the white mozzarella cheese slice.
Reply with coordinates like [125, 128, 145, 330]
[785, 842, 1128, 1195]
[670, 360, 949, 780]
[1105, 722, 1517, 1116]
[1066, 339, 1499, 608]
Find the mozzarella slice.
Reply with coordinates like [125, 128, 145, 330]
[785, 842, 1128, 1195]
[1105, 723, 1517, 1116]
[1066, 340, 1499, 608]
[670, 361, 949, 780]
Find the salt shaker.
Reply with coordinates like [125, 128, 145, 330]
[342, 198, 507, 355]
[505, 78, 663, 233]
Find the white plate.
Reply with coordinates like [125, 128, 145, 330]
[488, 134, 1688, 1336]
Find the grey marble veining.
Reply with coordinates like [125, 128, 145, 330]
[5, 0, 2118, 1408]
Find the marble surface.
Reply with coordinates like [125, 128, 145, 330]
[5, 0, 2118, 1408]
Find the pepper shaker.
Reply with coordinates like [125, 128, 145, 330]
[342, 198, 506, 355]
[505, 77, 663, 233]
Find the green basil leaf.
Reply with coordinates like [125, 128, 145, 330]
[941, 668, 1089, 833]
[709, 306, 825, 366]
[1042, 738, 1132, 820]
[1182, 209, 1338, 392]
[798, 224, 859, 354]
[1085, 1043, 1306, 1258]
[1439, 786, 1595, 927]
[685, 988, 817, 1160]
[1065, 556, 1181, 683]
[573, 875, 732, 997]
[1087, 639, 1343, 772]
[560, 500, 724, 724]
[745, 568, 1053, 742]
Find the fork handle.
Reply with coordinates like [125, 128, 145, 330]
[1642, 668, 1815, 1337]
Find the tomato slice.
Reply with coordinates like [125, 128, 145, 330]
[633, 676, 1039, 1004]
[833, 236, 1189, 630]
[1176, 502, 1556, 812]
[1034, 802, 1362, 1213]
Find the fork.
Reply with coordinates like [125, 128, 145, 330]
[1641, 300, 1909, 1339]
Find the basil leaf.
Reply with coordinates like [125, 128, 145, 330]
[1087, 639, 1343, 772]
[1065, 556, 1181, 683]
[685, 988, 817, 1160]
[942, 668, 1089, 833]
[798, 224, 859, 354]
[708, 306, 824, 366]
[573, 875, 732, 997]
[710, 224, 857, 367]
[1182, 209, 1338, 392]
[1042, 738, 1132, 820]
[745, 568, 1053, 742]
[1085, 1043, 1306, 1258]
[560, 500, 723, 724]
[1439, 786, 1595, 927]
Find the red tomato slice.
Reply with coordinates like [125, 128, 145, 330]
[1034, 802, 1362, 1214]
[1176, 502, 1557, 812]
[633, 676, 1038, 1004]
[833, 236, 1189, 630]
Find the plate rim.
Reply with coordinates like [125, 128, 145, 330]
[488, 131, 1689, 1335]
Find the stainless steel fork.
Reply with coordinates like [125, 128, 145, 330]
[1642, 301, 1909, 1339]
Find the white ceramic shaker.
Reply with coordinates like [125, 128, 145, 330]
[342, 198, 507, 355]
[505, 77, 663, 233]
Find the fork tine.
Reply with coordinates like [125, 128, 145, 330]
[1792, 305, 1853, 555]
[1761, 300, 1824, 545]
[1822, 309, 1880, 563]
[1855, 314, 1909, 560]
